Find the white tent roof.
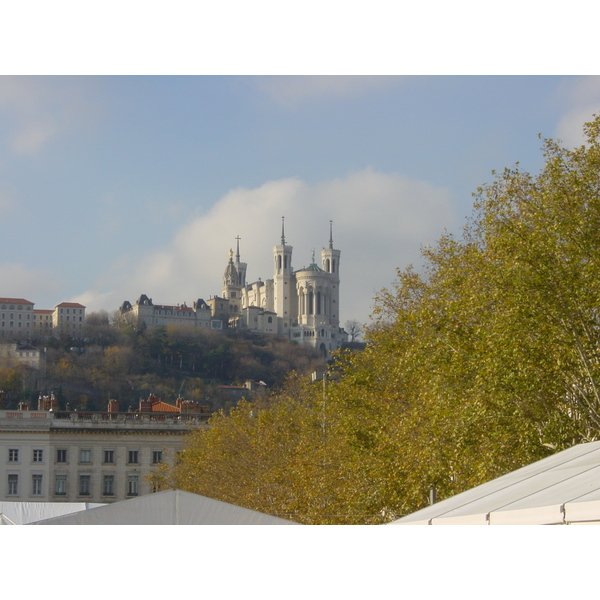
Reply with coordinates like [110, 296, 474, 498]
[0, 501, 105, 525]
[30, 488, 302, 525]
[389, 440, 600, 525]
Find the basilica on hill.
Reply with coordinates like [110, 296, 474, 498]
[117, 219, 347, 357]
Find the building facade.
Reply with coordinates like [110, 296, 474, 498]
[0, 405, 207, 504]
[117, 295, 224, 331]
[53, 302, 86, 335]
[224, 220, 346, 356]
[0, 298, 86, 340]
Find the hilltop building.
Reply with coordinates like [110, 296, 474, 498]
[0, 298, 86, 340]
[117, 295, 223, 331]
[222, 220, 345, 356]
[117, 220, 347, 357]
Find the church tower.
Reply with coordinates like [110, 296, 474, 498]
[222, 247, 242, 317]
[321, 220, 341, 329]
[234, 235, 247, 288]
[273, 217, 294, 332]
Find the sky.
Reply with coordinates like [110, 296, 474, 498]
[2, 75, 600, 327]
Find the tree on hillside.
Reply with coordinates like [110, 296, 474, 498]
[344, 319, 362, 342]
[82, 311, 118, 349]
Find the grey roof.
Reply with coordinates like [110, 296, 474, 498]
[0, 501, 104, 525]
[296, 263, 325, 273]
[389, 441, 600, 525]
[30, 488, 302, 525]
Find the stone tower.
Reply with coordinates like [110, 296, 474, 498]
[320, 220, 341, 330]
[273, 217, 294, 333]
[222, 248, 242, 316]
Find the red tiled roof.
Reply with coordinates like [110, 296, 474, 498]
[0, 298, 34, 304]
[33, 309, 53, 314]
[150, 401, 180, 413]
[56, 302, 86, 308]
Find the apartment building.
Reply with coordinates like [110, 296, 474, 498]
[52, 302, 86, 335]
[0, 402, 208, 504]
[0, 298, 86, 339]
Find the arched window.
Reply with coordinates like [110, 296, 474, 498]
[268, 316, 273, 323]
[326, 258, 330, 272]
[316, 291, 322, 314]
[278, 255, 282, 271]
[308, 291, 313, 315]
[332, 259, 336, 273]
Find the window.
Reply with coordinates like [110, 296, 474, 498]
[128, 450, 139, 465]
[56, 448, 67, 463]
[79, 474, 91, 496]
[33, 449, 43, 462]
[8, 448, 19, 462]
[55, 474, 67, 496]
[32, 474, 43, 496]
[102, 475, 114, 496]
[80, 449, 91, 464]
[7, 474, 18, 495]
[103, 449, 115, 464]
[127, 475, 139, 497]
[152, 450, 163, 464]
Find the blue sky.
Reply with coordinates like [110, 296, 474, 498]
[2, 75, 600, 325]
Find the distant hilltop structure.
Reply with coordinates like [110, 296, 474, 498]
[0, 299, 86, 340]
[117, 219, 347, 357]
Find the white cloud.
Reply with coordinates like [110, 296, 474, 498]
[80, 169, 457, 325]
[257, 76, 399, 109]
[554, 76, 600, 147]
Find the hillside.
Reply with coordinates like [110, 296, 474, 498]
[0, 317, 327, 411]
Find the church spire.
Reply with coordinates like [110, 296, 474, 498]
[281, 216, 286, 245]
[235, 235, 241, 263]
[329, 220, 333, 249]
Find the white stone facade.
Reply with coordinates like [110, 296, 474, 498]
[223, 221, 347, 356]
